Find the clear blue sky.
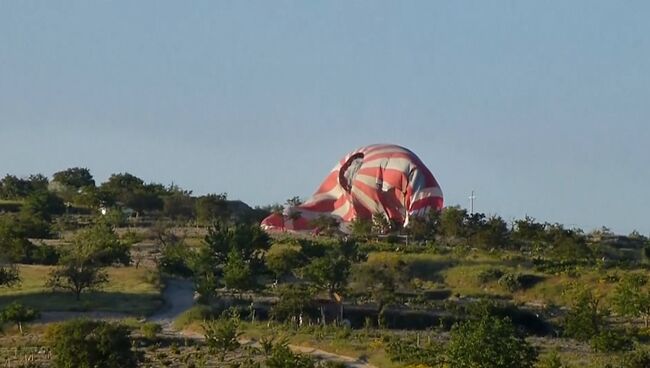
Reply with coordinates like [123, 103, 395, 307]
[1, 1, 649, 234]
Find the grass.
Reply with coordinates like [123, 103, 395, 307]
[360, 249, 649, 309]
[0, 265, 163, 315]
[180, 319, 402, 368]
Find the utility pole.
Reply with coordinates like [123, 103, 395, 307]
[469, 190, 476, 214]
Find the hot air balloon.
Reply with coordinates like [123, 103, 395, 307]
[261, 144, 443, 233]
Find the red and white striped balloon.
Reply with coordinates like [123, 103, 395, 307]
[261, 144, 443, 233]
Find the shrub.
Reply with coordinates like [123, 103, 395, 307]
[620, 348, 650, 368]
[477, 268, 504, 284]
[537, 350, 569, 368]
[590, 329, 634, 353]
[159, 242, 194, 277]
[271, 284, 315, 322]
[174, 305, 214, 329]
[385, 335, 444, 366]
[446, 314, 538, 368]
[45, 319, 137, 368]
[202, 310, 242, 359]
[493, 273, 543, 293]
[562, 288, 606, 341]
[266, 343, 315, 368]
[0, 264, 20, 287]
[140, 322, 162, 340]
[0, 302, 39, 334]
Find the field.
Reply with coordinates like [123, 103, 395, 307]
[0, 264, 162, 315]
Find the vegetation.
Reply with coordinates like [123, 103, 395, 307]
[45, 319, 137, 368]
[0, 167, 649, 367]
[202, 309, 243, 360]
[0, 264, 20, 287]
[446, 313, 538, 368]
[0, 302, 39, 333]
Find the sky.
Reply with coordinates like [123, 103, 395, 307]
[1, 1, 649, 234]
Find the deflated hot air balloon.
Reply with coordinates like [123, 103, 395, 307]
[261, 144, 443, 233]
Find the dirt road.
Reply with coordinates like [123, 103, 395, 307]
[155, 278, 376, 368]
[149, 278, 195, 328]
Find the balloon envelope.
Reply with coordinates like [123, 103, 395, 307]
[261, 144, 443, 233]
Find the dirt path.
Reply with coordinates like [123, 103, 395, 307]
[177, 329, 376, 368]
[154, 278, 376, 368]
[148, 278, 195, 329]
[36, 278, 375, 368]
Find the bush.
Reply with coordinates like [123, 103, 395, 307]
[620, 348, 650, 368]
[266, 342, 316, 368]
[139, 322, 162, 340]
[498, 272, 523, 292]
[202, 310, 242, 358]
[590, 329, 634, 353]
[0, 302, 39, 333]
[477, 268, 504, 284]
[537, 350, 569, 368]
[446, 314, 538, 368]
[562, 288, 606, 342]
[271, 284, 315, 322]
[159, 242, 194, 277]
[385, 335, 444, 366]
[45, 319, 137, 368]
[174, 305, 215, 329]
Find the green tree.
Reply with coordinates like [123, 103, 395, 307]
[45, 319, 137, 368]
[46, 238, 111, 300]
[27, 174, 49, 192]
[0, 215, 58, 264]
[271, 284, 314, 322]
[405, 210, 440, 241]
[302, 250, 352, 322]
[349, 217, 372, 240]
[47, 260, 108, 300]
[99, 173, 165, 215]
[546, 225, 591, 261]
[100, 172, 145, 195]
[223, 248, 254, 293]
[193, 221, 270, 301]
[202, 221, 270, 271]
[438, 206, 468, 240]
[266, 245, 301, 282]
[357, 264, 402, 327]
[0, 215, 35, 262]
[195, 193, 229, 225]
[52, 167, 95, 189]
[286, 196, 303, 207]
[203, 311, 242, 360]
[385, 334, 444, 366]
[20, 190, 65, 233]
[163, 191, 195, 221]
[512, 216, 546, 245]
[302, 253, 350, 301]
[0, 302, 39, 334]
[0, 263, 20, 287]
[310, 215, 340, 237]
[74, 222, 131, 266]
[0, 175, 33, 199]
[371, 213, 392, 235]
[266, 342, 316, 368]
[563, 287, 606, 341]
[612, 273, 650, 327]
[474, 215, 511, 249]
[159, 240, 194, 277]
[446, 314, 538, 368]
[194, 270, 218, 304]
